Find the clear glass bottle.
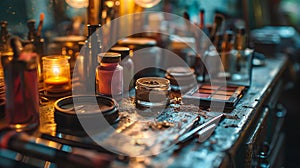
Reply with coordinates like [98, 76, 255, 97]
[109, 46, 134, 95]
[231, 27, 252, 82]
[220, 30, 234, 78]
[85, 24, 102, 94]
[96, 52, 123, 98]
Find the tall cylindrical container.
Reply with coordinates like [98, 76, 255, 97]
[4, 37, 39, 131]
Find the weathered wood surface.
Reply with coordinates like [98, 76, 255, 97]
[109, 56, 288, 168]
[0, 56, 288, 168]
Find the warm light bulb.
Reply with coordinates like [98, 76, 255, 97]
[65, 0, 88, 8]
[105, 1, 115, 8]
[134, 0, 161, 8]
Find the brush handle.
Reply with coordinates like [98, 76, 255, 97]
[0, 130, 114, 168]
[36, 13, 44, 38]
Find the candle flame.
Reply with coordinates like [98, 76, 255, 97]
[52, 66, 60, 77]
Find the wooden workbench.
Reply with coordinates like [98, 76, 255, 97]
[0, 55, 289, 168]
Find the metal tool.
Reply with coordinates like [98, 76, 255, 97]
[177, 113, 223, 143]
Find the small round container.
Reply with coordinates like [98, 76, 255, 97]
[165, 67, 197, 94]
[54, 95, 119, 132]
[135, 77, 170, 107]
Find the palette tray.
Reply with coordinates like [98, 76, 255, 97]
[182, 83, 246, 112]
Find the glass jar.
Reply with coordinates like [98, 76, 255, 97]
[110, 46, 134, 95]
[96, 52, 123, 98]
[165, 67, 197, 94]
[229, 49, 253, 83]
[42, 55, 71, 97]
[135, 77, 170, 107]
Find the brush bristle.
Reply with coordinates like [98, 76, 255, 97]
[40, 13, 45, 21]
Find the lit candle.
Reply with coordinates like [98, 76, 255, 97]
[42, 56, 71, 97]
[44, 66, 70, 85]
[44, 77, 70, 85]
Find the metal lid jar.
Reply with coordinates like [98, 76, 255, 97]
[96, 52, 123, 98]
[135, 77, 170, 108]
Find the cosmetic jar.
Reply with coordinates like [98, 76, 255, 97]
[96, 52, 123, 98]
[165, 66, 197, 94]
[135, 77, 170, 108]
[54, 95, 119, 133]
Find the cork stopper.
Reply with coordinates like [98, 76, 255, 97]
[98, 52, 121, 63]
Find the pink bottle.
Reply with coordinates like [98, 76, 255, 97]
[96, 52, 123, 99]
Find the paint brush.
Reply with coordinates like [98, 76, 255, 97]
[36, 13, 44, 38]
[199, 9, 205, 30]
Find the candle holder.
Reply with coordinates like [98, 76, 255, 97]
[42, 55, 71, 97]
